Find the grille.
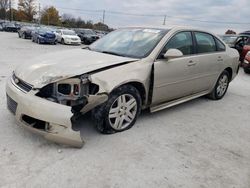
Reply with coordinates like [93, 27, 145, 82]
[7, 95, 17, 115]
[12, 73, 33, 92]
[45, 34, 55, 39]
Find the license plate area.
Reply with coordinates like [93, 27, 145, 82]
[7, 94, 18, 115]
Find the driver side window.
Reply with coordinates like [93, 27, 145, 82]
[162, 31, 193, 56]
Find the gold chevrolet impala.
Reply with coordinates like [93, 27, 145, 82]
[6, 27, 240, 148]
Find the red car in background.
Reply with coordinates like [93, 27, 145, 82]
[242, 50, 250, 74]
[242, 38, 250, 61]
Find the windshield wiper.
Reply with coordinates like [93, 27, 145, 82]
[101, 51, 125, 57]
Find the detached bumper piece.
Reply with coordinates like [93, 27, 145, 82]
[21, 115, 84, 148]
[6, 78, 84, 148]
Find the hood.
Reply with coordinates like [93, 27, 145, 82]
[63, 35, 80, 39]
[15, 49, 137, 88]
[85, 34, 98, 37]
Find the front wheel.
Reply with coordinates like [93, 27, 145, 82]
[92, 85, 142, 134]
[207, 70, 230, 100]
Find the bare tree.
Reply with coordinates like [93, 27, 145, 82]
[0, 0, 9, 19]
[18, 0, 36, 21]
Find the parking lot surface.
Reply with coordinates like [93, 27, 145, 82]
[0, 32, 250, 188]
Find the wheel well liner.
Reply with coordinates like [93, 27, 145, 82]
[225, 67, 233, 81]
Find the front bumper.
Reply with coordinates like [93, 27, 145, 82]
[64, 39, 81, 45]
[39, 37, 56, 44]
[6, 77, 84, 148]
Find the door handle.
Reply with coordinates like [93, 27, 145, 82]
[188, 60, 196, 66]
[217, 56, 223, 62]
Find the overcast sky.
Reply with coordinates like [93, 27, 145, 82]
[30, 0, 250, 34]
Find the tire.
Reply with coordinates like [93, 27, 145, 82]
[18, 33, 21, 38]
[31, 37, 34, 42]
[61, 39, 65, 45]
[92, 85, 142, 134]
[207, 70, 230, 100]
[37, 38, 40, 44]
[244, 68, 250, 74]
[22, 33, 26, 39]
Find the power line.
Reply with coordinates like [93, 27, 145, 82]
[56, 7, 250, 25]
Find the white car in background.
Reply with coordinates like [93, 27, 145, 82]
[55, 29, 81, 45]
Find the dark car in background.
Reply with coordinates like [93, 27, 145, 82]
[3, 22, 19, 32]
[0, 24, 3, 31]
[242, 51, 250, 74]
[18, 26, 36, 39]
[75, 29, 99, 44]
[220, 34, 250, 62]
[31, 28, 57, 45]
[220, 35, 238, 47]
[239, 31, 250, 36]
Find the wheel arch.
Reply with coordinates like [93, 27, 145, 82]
[111, 81, 147, 106]
[225, 67, 233, 81]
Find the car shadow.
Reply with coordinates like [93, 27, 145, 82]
[71, 96, 211, 144]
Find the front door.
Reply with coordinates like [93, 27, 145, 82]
[152, 31, 197, 106]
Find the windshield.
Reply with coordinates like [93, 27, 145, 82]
[221, 36, 237, 44]
[7, 23, 15, 27]
[81, 29, 95, 35]
[90, 28, 168, 58]
[62, 30, 76, 35]
[38, 28, 50, 34]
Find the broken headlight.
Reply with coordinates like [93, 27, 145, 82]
[36, 75, 90, 107]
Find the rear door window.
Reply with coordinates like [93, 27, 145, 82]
[215, 38, 226, 51]
[194, 32, 216, 53]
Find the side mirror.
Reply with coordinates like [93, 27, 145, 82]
[164, 49, 183, 59]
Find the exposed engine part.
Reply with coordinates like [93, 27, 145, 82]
[36, 77, 90, 108]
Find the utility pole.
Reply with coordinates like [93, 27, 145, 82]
[47, 13, 49, 25]
[9, 0, 12, 21]
[102, 10, 105, 24]
[39, 3, 41, 25]
[163, 15, 166, 25]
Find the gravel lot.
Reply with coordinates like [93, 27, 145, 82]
[0, 32, 250, 188]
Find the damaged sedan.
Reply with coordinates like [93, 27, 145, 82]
[6, 27, 240, 148]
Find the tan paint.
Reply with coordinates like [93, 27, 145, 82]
[6, 27, 240, 147]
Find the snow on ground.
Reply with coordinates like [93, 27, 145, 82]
[0, 32, 250, 188]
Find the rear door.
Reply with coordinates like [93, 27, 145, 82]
[190, 32, 226, 93]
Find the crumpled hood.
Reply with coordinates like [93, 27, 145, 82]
[15, 49, 137, 88]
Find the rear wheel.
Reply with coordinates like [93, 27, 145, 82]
[207, 70, 230, 100]
[92, 85, 142, 134]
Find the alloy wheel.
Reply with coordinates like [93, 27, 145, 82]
[108, 94, 137, 131]
[216, 75, 229, 97]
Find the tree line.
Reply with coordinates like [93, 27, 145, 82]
[0, 0, 110, 31]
